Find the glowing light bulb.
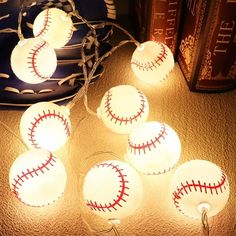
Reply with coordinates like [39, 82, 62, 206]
[171, 160, 230, 219]
[10, 37, 57, 84]
[9, 149, 67, 207]
[131, 41, 174, 84]
[20, 102, 71, 151]
[97, 85, 149, 134]
[33, 8, 74, 48]
[83, 160, 143, 221]
[126, 121, 181, 175]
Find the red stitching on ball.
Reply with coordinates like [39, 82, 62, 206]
[104, 89, 146, 125]
[172, 172, 228, 210]
[86, 162, 130, 212]
[27, 109, 71, 149]
[131, 43, 168, 71]
[35, 9, 51, 37]
[143, 164, 175, 176]
[27, 41, 52, 80]
[128, 124, 167, 155]
[22, 191, 64, 208]
[11, 152, 56, 202]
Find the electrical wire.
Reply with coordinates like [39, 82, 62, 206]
[17, 1, 25, 41]
[202, 208, 210, 236]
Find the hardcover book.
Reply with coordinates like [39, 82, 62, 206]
[130, 0, 182, 57]
[177, 0, 236, 92]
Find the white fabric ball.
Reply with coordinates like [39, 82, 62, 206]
[83, 160, 143, 221]
[131, 41, 174, 84]
[10, 37, 57, 84]
[9, 149, 67, 207]
[127, 121, 181, 175]
[97, 85, 149, 134]
[20, 102, 71, 151]
[33, 8, 74, 48]
[170, 160, 230, 219]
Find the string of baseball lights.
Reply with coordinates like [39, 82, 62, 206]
[0, 0, 230, 235]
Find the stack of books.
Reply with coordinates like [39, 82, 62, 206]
[130, 0, 236, 92]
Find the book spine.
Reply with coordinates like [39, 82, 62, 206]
[147, 0, 183, 57]
[177, 0, 236, 92]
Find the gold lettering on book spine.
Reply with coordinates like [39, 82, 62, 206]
[179, 35, 195, 71]
[213, 20, 235, 56]
[199, 1, 220, 81]
[150, 0, 180, 54]
[199, 50, 212, 80]
[179, 0, 207, 80]
[187, 0, 198, 16]
[199, 0, 235, 82]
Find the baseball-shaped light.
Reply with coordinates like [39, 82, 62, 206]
[9, 149, 67, 207]
[83, 160, 143, 221]
[131, 41, 174, 84]
[126, 121, 181, 175]
[20, 102, 71, 151]
[171, 160, 230, 219]
[33, 8, 73, 49]
[97, 85, 149, 134]
[10, 37, 57, 84]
